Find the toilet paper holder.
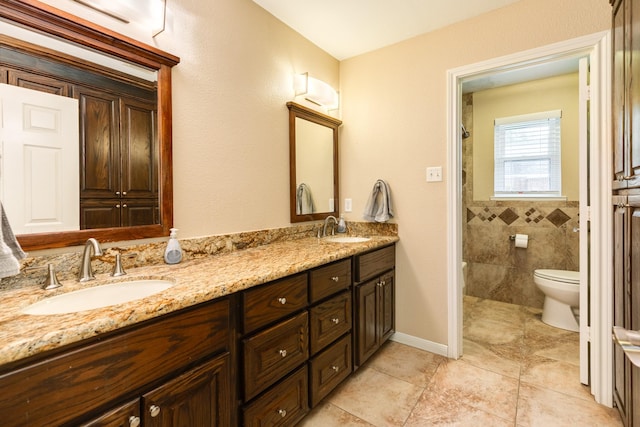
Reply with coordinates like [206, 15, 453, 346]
[509, 234, 533, 241]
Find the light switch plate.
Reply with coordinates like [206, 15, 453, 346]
[344, 198, 352, 212]
[426, 166, 443, 182]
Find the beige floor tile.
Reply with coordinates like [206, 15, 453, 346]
[461, 338, 521, 378]
[327, 366, 423, 427]
[464, 316, 523, 345]
[366, 341, 446, 387]
[520, 356, 593, 401]
[516, 383, 622, 427]
[404, 394, 513, 427]
[417, 360, 519, 421]
[299, 402, 374, 427]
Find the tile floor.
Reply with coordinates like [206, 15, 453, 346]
[299, 296, 622, 426]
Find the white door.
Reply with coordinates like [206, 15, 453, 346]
[578, 57, 590, 385]
[0, 84, 79, 234]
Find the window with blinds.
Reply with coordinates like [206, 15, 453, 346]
[494, 110, 562, 198]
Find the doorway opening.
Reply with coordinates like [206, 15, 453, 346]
[446, 31, 612, 406]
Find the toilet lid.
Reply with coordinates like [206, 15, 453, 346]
[534, 269, 580, 284]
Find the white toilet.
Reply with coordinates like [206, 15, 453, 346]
[533, 269, 580, 332]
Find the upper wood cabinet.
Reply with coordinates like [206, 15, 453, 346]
[613, 0, 640, 189]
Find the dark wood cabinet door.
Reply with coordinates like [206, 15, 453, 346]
[356, 278, 378, 366]
[76, 86, 121, 199]
[613, 197, 631, 425]
[379, 270, 395, 344]
[81, 198, 122, 229]
[142, 353, 231, 427]
[79, 399, 140, 427]
[120, 97, 158, 199]
[8, 68, 71, 96]
[613, 0, 628, 188]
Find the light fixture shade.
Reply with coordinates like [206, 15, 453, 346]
[294, 73, 339, 110]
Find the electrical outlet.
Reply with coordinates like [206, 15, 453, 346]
[426, 166, 443, 182]
[344, 198, 352, 212]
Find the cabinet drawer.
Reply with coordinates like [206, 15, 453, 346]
[309, 291, 352, 355]
[356, 245, 395, 282]
[242, 273, 308, 333]
[243, 365, 309, 427]
[309, 258, 352, 303]
[309, 334, 352, 407]
[243, 311, 309, 400]
[0, 298, 230, 427]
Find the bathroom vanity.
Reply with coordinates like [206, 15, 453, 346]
[0, 238, 396, 426]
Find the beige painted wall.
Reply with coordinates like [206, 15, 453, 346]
[339, 0, 608, 345]
[473, 73, 580, 201]
[39, 0, 609, 347]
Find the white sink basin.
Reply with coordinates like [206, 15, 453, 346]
[325, 236, 371, 243]
[22, 279, 174, 315]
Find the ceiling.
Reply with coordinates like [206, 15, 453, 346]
[252, 0, 523, 60]
[252, 0, 581, 92]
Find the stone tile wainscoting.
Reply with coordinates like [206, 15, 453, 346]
[464, 203, 579, 309]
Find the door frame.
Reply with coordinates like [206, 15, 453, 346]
[445, 31, 613, 405]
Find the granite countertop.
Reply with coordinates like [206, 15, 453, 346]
[0, 235, 398, 368]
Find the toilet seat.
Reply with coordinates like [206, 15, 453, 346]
[534, 269, 579, 284]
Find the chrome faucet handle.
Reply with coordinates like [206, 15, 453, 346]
[43, 264, 63, 290]
[25, 264, 63, 290]
[110, 253, 127, 277]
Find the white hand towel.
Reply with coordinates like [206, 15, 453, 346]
[0, 202, 26, 279]
[363, 179, 394, 222]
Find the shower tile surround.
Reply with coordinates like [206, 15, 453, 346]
[1, 221, 397, 291]
[462, 94, 580, 309]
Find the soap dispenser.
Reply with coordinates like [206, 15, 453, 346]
[164, 228, 183, 264]
[337, 214, 347, 233]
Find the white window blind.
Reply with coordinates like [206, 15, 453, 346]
[494, 110, 562, 198]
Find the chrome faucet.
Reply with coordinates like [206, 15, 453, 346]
[322, 215, 338, 237]
[78, 238, 103, 282]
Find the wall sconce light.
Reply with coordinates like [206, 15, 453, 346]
[294, 72, 339, 111]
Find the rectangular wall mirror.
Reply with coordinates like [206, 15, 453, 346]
[287, 102, 342, 223]
[0, 1, 179, 251]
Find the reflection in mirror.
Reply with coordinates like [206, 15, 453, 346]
[287, 102, 342, 223]
[0, 1, 179, 251]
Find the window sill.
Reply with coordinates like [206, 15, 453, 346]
[490, 195, 567, 202]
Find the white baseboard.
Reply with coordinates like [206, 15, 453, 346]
[390, 332, 448, 357]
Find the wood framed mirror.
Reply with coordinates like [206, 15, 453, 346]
[287, 102, 342, 223]
[0, 0, 179, 251]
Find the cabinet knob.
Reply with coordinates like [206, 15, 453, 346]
[278, 297, 287, 305]
[122, 204, 127, 208]
[381, 280, 386, 286]
[331, 276, 339, 282]
[279, 349, 287, 358]
[278, 409, 287, 418]
[122, 191, 127, 195]
[149, 405, 161, 417]
[331, 317, 340, 324]
[377, 281, 383, 287]
[116, 204, 121, 208]
[129, 416, 141, 427]
[116, 191, 120, 195]
[332, 365, 340, 373]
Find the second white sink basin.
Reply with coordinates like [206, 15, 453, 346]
[325, 236, 371, 243]
[22, 279, 174, 315]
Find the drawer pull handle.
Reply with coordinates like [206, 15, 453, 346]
[332, 365, 340, 373]
[278, 297, 287, 305]
[149, 405, 161, 417]
[331, 276, 339, 282]
[331, 318, 340, 324]
[279, 349, 287, 357]
[278, 409, 287, 418]
[129, 416, 141, 427]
